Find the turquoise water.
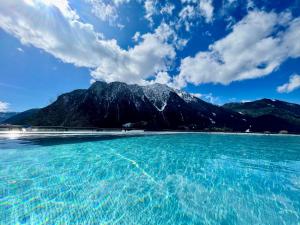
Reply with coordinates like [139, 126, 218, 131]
[0, 133, 300, 224]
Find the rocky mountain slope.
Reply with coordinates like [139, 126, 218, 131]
[6, 82, 300, 133]
[0, 112, 18, 123]
[5, 81, 250, 131]
[224, 99, 300, 133]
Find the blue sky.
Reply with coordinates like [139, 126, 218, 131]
[0, 0, 300, 112]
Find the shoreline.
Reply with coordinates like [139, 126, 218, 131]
[0, 130, 299, 138]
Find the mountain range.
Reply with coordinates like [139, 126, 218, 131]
[224, 99, 300, 133]
[3, 81, 300, 133]
[0, 112, 18, 123]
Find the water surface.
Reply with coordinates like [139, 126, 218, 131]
[0, 133, 300, 224]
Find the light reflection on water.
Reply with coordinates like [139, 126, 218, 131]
[0, 133, 300, 224]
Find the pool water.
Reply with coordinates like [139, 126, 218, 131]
[0, 133, 300, 224]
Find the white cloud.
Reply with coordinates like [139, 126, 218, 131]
[112, 0, 130, 6]
[177, 0, 214, 31]
[247, 0, 255, 10]
[153, 71, 172, 85]
[241, 99, 252, 103]
[155, 22, 188, 49]
[282, 17, 300, 58]
[191, 93, 202, 98]
[199, 0, 214, 23]
[277, 74, 300, 93]
[0, 0, 108, 68]
[24, 0, 79, 19]
[144, 0, 157, 25]
[160, 3, 175, 15]
[202, 93, 219, 104]
[143, 1, 177, 26]
[178, 5, 197, 31]
[0, 0, 176, 85]
[179, 4, 196, 19]
[86, 0, 118, 24]
[190, 92, 219, 104]
[132, 31, 141, 42]
[17, 47, 24, 52]
[91, 22, 176, 84]
[85, 0, 131, 25]
[144, 0, 213, 30]
[3, 1, 299, 93]
[174, 11, 300, 88]
[0, 101, 9, 112]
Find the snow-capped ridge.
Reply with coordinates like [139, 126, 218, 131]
[175, 89, 199, 103]
[142, 83, 172, 111]
[141, 83, 200, 111]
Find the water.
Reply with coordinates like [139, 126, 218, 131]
[0, 133, 300, 224]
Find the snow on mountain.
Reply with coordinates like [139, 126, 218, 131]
[6, 81, 253, 131]
[142, 83, 172, 111]
[141, 84, 200, 111]
[175, 89, 198, 103]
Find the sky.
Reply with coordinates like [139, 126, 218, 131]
[0, 0, 300, 112]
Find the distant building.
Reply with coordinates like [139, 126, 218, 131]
[279, 130, 288, 134]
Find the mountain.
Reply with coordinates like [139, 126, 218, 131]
[0, 112, 18, 123]
[7, 83, 300, 133]
[4, 109, 39, 125]
[5, 81, 250, 131]
[224, 99, 300, 133]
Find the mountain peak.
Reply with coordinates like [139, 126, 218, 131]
[89, 81, 108, 91]
[142, 84, 172, 111]
[6, 82, 300, 133]
[257, 98, 278, 104]
[5, 81, 251, 131]
[89, 81, 200, 111]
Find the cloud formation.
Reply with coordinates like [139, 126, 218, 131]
[0, 0, 177, 85]
[86, 0, 118, 24]
[1, 1, 300, 91]
[175, 11, 300, 88]
[144, 0, 157, 24]
[85, 0, 130, 26]
[277, 74, 300, 93]
[199, 0, 214, 23]
[191, 92, 219, 104]
[179, 0, 214, 31]
[0, 101, 9, 112]
[91, 23, 176, 84]
[143, 0, 214, 31]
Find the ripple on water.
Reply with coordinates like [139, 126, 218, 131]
[0, 133, 300, 224]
